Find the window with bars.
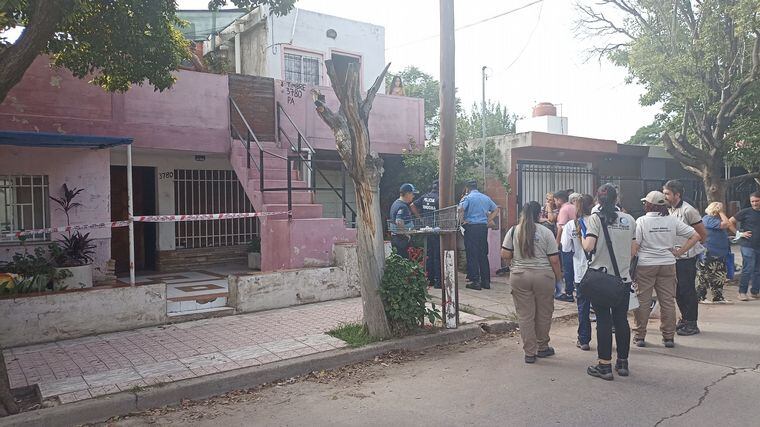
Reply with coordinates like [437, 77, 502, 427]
[173, 170, 258, 249]
[284, 52, 321, 85]
[0, 175, 50, 242]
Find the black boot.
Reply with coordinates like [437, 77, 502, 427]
[615, 359, 629, 376]
[587, 363, 614, 381]
[677, 321, 700, 336]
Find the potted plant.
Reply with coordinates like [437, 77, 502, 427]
[0, 244, 70, 295]
[48, 184, 96, 288]
[247, 236, 261, 270]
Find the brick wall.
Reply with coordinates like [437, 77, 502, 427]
[229, 74, 276, 142]
[156, 245, 248, 272]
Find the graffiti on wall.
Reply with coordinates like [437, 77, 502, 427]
[280, 81, 306, 105]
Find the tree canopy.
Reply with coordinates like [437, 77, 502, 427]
[0, 0, 296, 104]
[578, 0, 760, 201]
[385, 66, 442, 139]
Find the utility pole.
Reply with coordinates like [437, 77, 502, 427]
[481, 65, 487, 187]
[439, 0, 458, 328]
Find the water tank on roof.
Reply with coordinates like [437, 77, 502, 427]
[532, 102, 557, 117]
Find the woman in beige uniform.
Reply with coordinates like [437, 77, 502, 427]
[502, 201, 563, 364]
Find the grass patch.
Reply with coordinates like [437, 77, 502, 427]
[327, 322, 379, 348]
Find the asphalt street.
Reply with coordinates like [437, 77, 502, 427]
[112, 299, 760, 427]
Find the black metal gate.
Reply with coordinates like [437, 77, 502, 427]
[600, 176, 707, 217]
[517, 161, 597, 209]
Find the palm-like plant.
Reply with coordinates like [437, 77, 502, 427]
[49, 183, 84, 230]
[48, 184, 95, 267]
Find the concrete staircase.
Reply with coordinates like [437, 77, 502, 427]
[229, 140, 356, 271]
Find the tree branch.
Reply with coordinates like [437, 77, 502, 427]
[727, 172, 760, 184]
[662, 132, 701, 170]
[0, 0, 73, 104]
[714, 34, 760, 141]
[361, 62, 391, 121]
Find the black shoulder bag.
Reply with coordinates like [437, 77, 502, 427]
[578, 216, 629, 308]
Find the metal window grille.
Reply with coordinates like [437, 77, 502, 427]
[517, 162, 596, 209]
[284, 52, 320, 85]
[173, 170, 258, 249]
[0, 175, 50, 242]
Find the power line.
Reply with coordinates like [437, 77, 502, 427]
[385, 0, 544, 51]
[490, 0, 544, 78]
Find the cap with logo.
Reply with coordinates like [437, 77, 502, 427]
[641, 190, 667, 205]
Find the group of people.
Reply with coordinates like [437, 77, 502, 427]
[388, 179, 499, 291]
[501, 180, 760, 381]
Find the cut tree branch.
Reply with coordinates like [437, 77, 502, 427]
[727, 172, 760, 184]
[361, 62, 391, 120]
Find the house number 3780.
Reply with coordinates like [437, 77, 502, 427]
[159, 171, 174, 179]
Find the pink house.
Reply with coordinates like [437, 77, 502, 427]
[0, 57, 425, 275]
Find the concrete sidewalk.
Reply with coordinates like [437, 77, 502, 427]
[4, 297, 486, 407]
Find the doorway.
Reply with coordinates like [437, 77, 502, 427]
[111, 166, 157, 274]
[331, 53, 362, 88]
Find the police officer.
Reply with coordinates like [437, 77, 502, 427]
[414, 181, 441, 288]
[458, 179, 499, 290]
[390, 183, 417, 259]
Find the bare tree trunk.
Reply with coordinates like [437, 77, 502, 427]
[703, 164, 726, 203]
[313, 61, 392, 338]
[0, 0, 72, 104]
[0, 350, 19, 415]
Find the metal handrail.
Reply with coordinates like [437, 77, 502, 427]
[230, 97, 287, 161]
[277, 102, 316, 154]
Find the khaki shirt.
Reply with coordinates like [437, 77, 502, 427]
[502, 224, 559, 272]
[586, 213, 636, 283]
[668, 201, 704, 259]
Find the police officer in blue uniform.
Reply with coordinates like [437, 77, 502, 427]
[458, 179, 499, 290]
[390, 183, 417, 259]
[414, 181, 441, 288]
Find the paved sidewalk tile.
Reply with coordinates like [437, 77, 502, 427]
[5, 299, 363, 403]
[5, 296, 484, 405]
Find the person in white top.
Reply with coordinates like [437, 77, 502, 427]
[631, 191, 700, 348]
[562, 194, 594, 351]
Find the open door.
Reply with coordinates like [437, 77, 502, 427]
[111, 166, 157, 274]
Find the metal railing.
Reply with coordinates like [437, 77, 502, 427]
[276, 101, 357, 224]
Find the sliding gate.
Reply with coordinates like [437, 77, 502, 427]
[517, 161, 597, 209]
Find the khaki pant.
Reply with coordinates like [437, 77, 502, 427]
[633, 264, 677, 340]
[510, 269, 555, 356]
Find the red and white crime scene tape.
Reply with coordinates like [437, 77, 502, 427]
[3, 211, 289, 238]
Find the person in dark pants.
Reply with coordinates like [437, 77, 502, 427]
[458, 180, 499, 290]
[663, 180, 707, 336]
[414, 181, 440, 288]
[389, 183, 417, 259]
[729, 192, 760, 301]
[581, 184, 636, 381]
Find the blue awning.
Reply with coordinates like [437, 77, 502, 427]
[0, 131, 132, 149]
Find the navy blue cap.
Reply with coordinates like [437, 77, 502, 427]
[400, 183, 418, 194]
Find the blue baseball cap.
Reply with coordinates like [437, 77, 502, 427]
[399, 183, 418, 194]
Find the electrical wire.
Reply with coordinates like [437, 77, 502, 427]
[490, 0, 544, 78]
[385, 0, 544, 51]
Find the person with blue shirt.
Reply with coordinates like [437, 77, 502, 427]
[697, 202, 731, 303]
[458, 180, 499, 290]
[390, 183, 417, 259]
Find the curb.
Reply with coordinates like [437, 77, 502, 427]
[1, 322, 513, 427]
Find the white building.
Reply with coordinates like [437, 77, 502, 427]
[203, 6, 386, 91]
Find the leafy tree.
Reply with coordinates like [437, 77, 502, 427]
[0, 0, 295, 105]
[577, 0, 760, 202]
[625, 119, 665, 146]
[385, 66, 441, 139]
[402, 101, 516, 192]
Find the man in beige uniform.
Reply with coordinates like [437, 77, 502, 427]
[662, 180, 707, 336]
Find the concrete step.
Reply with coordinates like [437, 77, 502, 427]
[262, 191, 313, 204]
[262, 203, 323, 219]
[166, 307, 235, 321]
[247, 179, 308, 190]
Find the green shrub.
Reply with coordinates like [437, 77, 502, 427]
[380, 253, 441, 334]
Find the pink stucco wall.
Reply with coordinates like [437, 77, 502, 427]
[0, 146, 112, 269]
[0, 57, 230, 153]
[275, 80, 425, 154]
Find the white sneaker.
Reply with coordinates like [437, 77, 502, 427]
[738, 293, 749, 301]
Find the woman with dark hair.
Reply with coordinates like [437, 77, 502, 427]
[502, 201, 563, 364]
[388, 76, 405, 96]
[562, 194, 594, 350]
[632, 191, 700, 349]
[581, 184, 637, 380]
